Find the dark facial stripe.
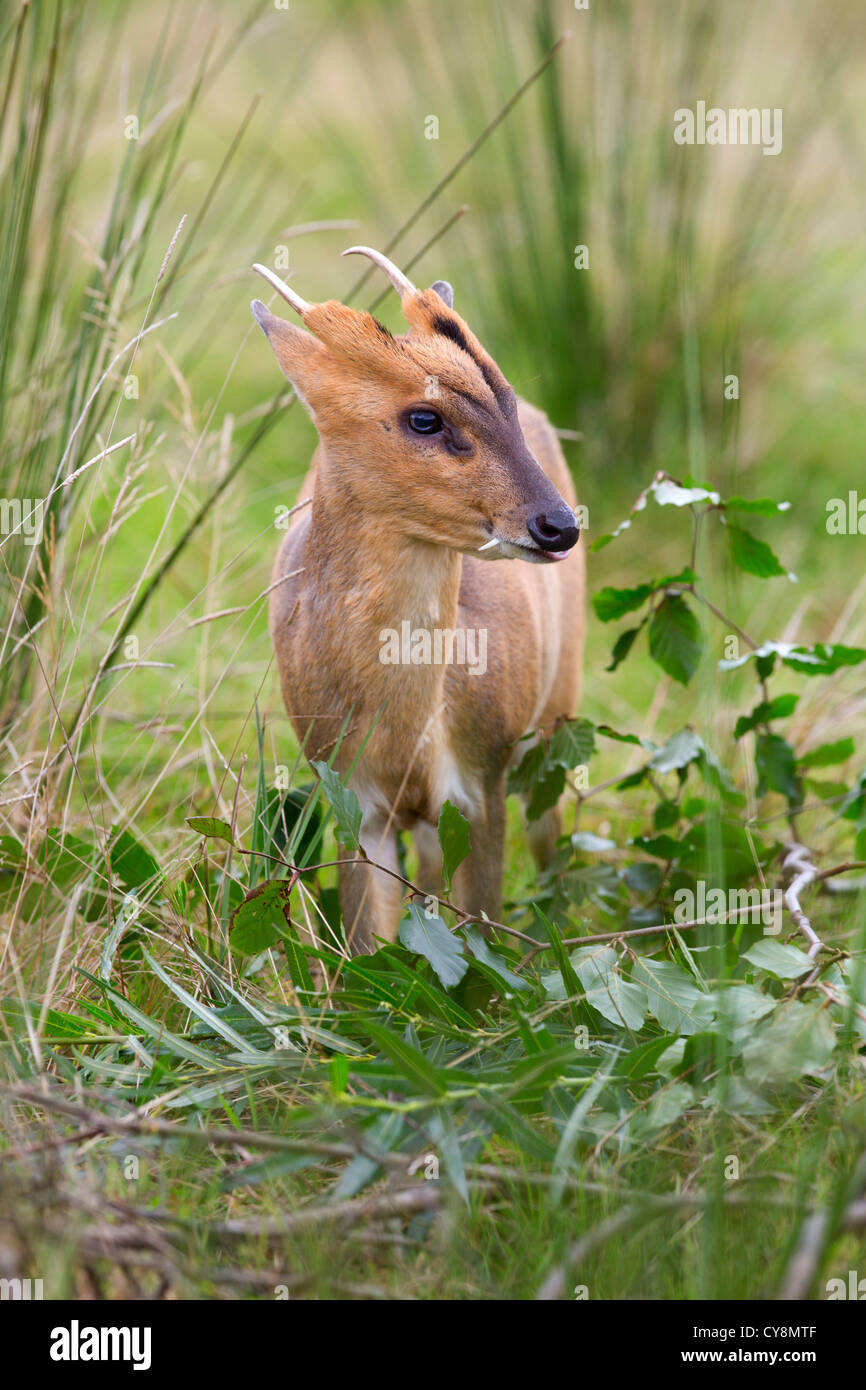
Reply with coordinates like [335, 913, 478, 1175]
[430, 313, 513, 414]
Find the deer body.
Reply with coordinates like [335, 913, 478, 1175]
[253, 250, 584, 952]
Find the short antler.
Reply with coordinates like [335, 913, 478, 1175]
[341, 245, 416, 299]
[252, 263, 311, 316]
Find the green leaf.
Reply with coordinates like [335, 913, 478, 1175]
[734, 694, 799, 738]
[742, 939, 813, 979]
[438, 800, 471, 892]
[708, 984, 776, 1029]
[537, 906, 582, 1024]
[507, 742, 546, 795]
[724, 495, 790, 517]
[549, 717, 595, 768]
[526, 764, 566, 822]
[571, 946, 647, 1030]
[229, 879, 289, 954]
[110, 826, 161, 888]
[756, 733, 799, 801]
[364, 1018, 448, 1096]
[722, 641, 866, 677]
[630, 958, 713, 1036]
[185, 816, 234, 845]
[798, 738, 855, 769]
[593, 583, 653, 623]
[332, 1112, 405, 1199]
[648, 595, 703, 684]
[653, 800, 679, 830]
[596, 724, 644, 746]
[623, 861, 661, 893]
[650, 728, 703, 773]
[630, 833, 685, 861]
[606, 623, 643, 672]
[742, 1001, 836, 1083]
[463, 925, 529, 992]
[311, 761, 362, 849]
[728, 524, 789, 579]
[613, 1035, 675, 1079]
[398, 901, 468, 989]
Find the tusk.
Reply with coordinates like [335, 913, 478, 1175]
[477, 537, 501, 551]
[252, 263, 311, 316]
[341, 245, 416, 299]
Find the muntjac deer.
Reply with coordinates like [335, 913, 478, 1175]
[251, 248, 584, 954]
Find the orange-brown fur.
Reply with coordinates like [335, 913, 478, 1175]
[253, 259, 584, 952]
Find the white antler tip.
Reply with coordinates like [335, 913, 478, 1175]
[341, 245, 416, 298]
[252, 263, 310, 316]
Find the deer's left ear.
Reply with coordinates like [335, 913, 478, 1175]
[431, 280, 454, 308]
[251, 300, 331, 418]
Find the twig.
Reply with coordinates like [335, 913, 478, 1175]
[781, 842, 824, 959]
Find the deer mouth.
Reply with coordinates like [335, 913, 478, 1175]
[476, 535, 572, 564]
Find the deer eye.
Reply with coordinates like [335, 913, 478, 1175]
[407, 408, 443, 435]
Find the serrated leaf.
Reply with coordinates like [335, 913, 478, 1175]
[549, 717, 595, 768]
[398, 901, 467, 989]
[648, 595, 703, 684]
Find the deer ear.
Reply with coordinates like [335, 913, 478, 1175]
[431, 280, 454, 308]
[251, 300, 330, 416]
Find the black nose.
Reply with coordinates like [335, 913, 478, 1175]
[527, 504, 580, 553]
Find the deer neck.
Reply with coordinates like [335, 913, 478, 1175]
[306, 457, 463, 715]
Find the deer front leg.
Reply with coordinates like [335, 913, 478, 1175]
[339, 811, 404, 954]
[451, 777, 506, 928]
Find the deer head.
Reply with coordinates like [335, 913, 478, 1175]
[251, 248, 579, 563]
